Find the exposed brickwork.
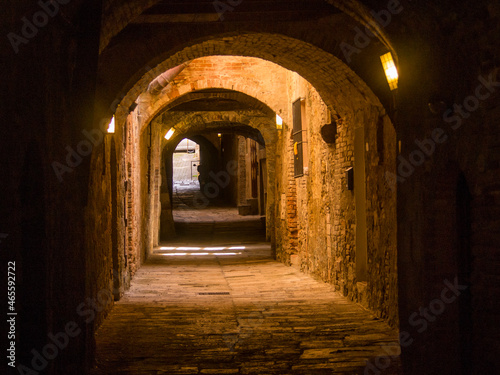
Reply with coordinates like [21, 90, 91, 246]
[137, 57, 289, 134]
[99, 34, 384, 126]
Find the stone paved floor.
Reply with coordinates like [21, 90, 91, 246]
[91, 244, 402, 374]
[170, 182, 267, 245]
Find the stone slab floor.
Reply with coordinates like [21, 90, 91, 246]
[91, 244, 402, 375]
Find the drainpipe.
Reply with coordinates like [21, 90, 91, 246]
[147, 61, 191, 95]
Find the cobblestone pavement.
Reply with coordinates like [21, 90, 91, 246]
[92, 245, 402, 374]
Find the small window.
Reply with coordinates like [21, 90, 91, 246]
[292, 98, 307, 177]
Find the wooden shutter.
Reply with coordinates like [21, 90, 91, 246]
[293, 99, 304, 177]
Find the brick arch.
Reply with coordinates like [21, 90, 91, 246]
[159, 115, 278, 241]
[158, 111, 278, 151]
[140, 79, 282, 136]
[117, 33, 385, 128]
[166, 123, 265, 149]
[99, 0, 395, 55]
[161, 133, 220, 205]
[167, 134, 220, 159]
[159, 87, 274, 115]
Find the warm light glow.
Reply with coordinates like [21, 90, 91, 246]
[154, 245, 246, 257]
[218, 133, 222, 138]
[165, 128, 175, 140]
[380, 52, 398, 90]
[107, 116, 115, 134]
[276, 114, 283, 130]
[160, 252, 242, 257]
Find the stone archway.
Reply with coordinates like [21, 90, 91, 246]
[157, 119, 275, 245]
[97, 26, 399, 336]
[108, 34, 387, 126]
[103, 38, 399, 321]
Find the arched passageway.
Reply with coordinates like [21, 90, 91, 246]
[92, 39, 400, 372]
[153, 85, 278, 246]
[161, 129, 268, 246]
[111, 49, 398, 308]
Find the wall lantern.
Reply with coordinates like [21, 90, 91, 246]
[107, 115, 115, 134]
[165, 128, 175, 140]
[380, 52, 398, 90]
[276, 114, 283, 130]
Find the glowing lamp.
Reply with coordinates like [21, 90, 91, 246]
[276, 114, 283, 130]
[106, 116, 115, 134]
[165, 128, 175, 140]
[380, 52, 398, 90]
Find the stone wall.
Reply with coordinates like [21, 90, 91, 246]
[274, 71, 398, 327]
[364, 110, 398, 326]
